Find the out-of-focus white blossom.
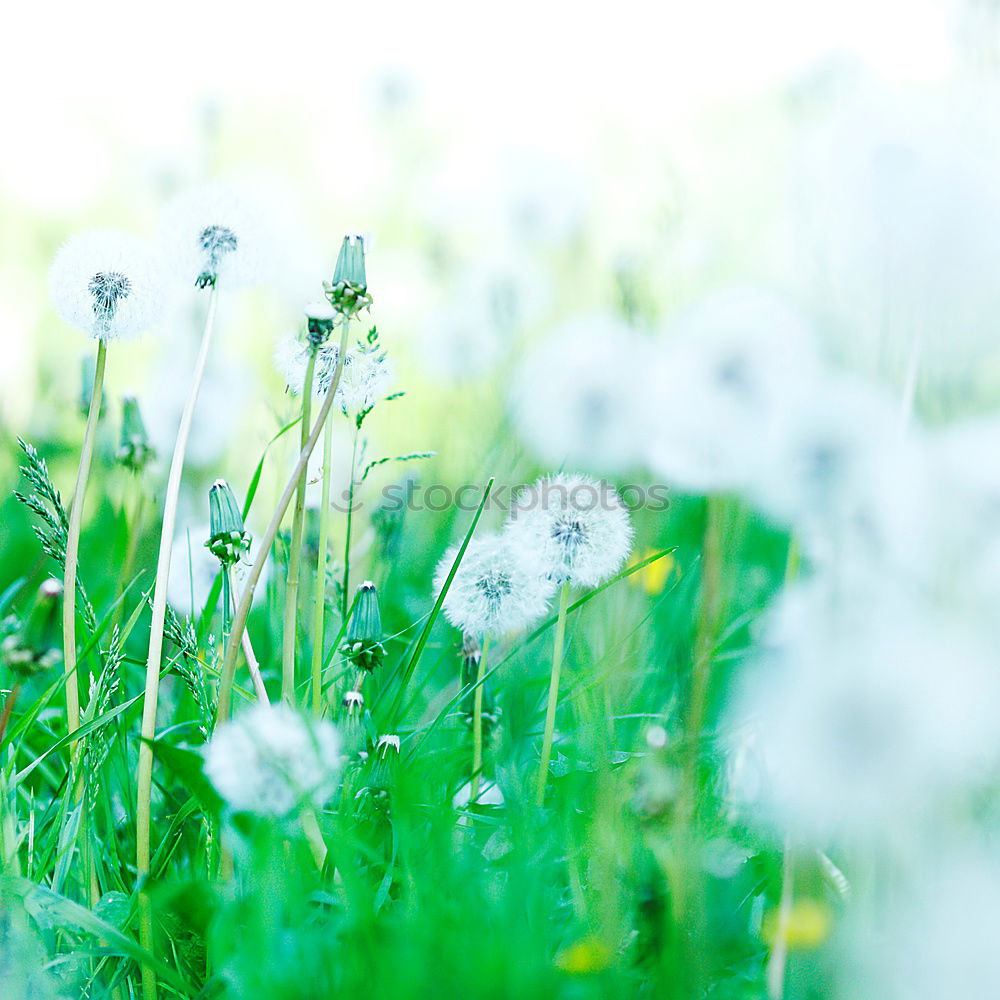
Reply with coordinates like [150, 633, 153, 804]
[509, 314, 651, 473]
[49, 230, 162, 341]
[204, 703, 342, 815]
[505, 473, 633, 589]
[643, 287, 821, 494]
[158, 184, 268, 288]
[275, 335, 394, 416]
[725, 577, 1000, 839]
[434, 534, 554, 637]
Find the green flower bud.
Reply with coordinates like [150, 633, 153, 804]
[117, 395, 155, 473]
[79, 353, 107, 419]
[324, 235, 372, 319]
[1, 579, 63, 679]
[340, 581, 385, 672]
[206, 479, 250, 566]
[304, 301, 336, 349]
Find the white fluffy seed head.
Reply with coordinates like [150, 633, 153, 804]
[158, 184, 266, 288]
[505, 473, 633, 588]
[434, 534, 555, 637]
[203, 703, 342, 816]
[49, 229, 162, 341]
[274, 334, 394, 415]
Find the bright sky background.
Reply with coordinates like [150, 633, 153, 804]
[0, 0, 961, 210]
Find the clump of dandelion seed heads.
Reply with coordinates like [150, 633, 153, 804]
[505, 473, 633, 588]
[204, 703, 342, 816]
[49, 229, 162, 341]
[158, 183, 267, 288]
[274, 334, 394, 415]
[434, 534, 555, 637]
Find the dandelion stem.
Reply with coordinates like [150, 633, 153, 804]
[136, 284, 219, 1000]
[470, 636, 491, 802]
[311, 413, 335, 713]
[218, 318, 351, 723]
[766, 836, 795, 1000]
[340, 424, 360, 622]
[226, 565, 269, 704]
[536, 581, 571, 807]
[281, 350, 317, 704]
[63, 337, 107, 739]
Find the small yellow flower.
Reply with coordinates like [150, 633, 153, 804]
[627, 550, 677, 595]
[554, 936, 613, 975]
[762, 899, 833, 951]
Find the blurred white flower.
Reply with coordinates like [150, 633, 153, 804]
[204, 703, 342, 816]
[275, 335, 394, 416]
[49, 229, 162, 341]
[643, 287, 821, 494]
[745, 373, 932, 584]
[505, 473, 633, 588]
[795, 89, 1000, 382]
[856, 848, 1000, 1000]
[434, 534, 555, 637]
[158, 183, 267, 288]
[509, 314, 651, 473]
[453, 779, 505, 808]
[726, 577, 1000, 839]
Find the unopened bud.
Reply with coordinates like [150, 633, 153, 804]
[206, 479, 250, 566]
[117, 395, 155, 473]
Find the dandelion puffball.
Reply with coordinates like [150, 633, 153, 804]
[49, 229, 162, 341]
[509, 314, 651, 473]
[434, 534, 555, 637]
[274, 335, 394, 415]
[505, 474, 633, 589]
[203, 703, 342, 816]
[158, 184, 266, 288]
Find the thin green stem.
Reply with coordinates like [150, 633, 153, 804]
[218, 318, 351, 723]
[767, 836, 795, 1000]
[63, 337, 107, 739]
[311, 413, 335, 713]
[340, 425, 360, 622]
[136, 284, 219, 1000]
[282, 350, 317, 704]
[112, 483, 145, 632]
[470, 636, 491, 801]
[536, 581, 571, 807]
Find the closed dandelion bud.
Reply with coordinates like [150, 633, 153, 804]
[304, 301, 336, 348]
[340, 582, 385, 672]
[324, 235, 372, 319]
[1, 580, 63, 679]
[117, 395, 155, 473]
[206, 479, 250, 566]
[342, 689, 365, 713]
[363, 733, 400, 795]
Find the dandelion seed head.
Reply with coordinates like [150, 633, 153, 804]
[509, 314, 650, 473]
[643, 287, 820, 493]
[49, 229, 162, 341]
[434, 534, 555, 637]
[505, 474, 633, 589]
[203, 703, 342, 816]
[274, 334, 393, 415]
[158, 184, 266, 288]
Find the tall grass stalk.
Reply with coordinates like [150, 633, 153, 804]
[136, 284, 219, 1000]
[311, 414, 335, 713]
[536, 580, 571, 807]
[218, 318, 350, 722]
[63, 338, 108, 738]
[281, 350, 317, 703]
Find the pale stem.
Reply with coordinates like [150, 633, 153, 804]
[218, 318, 351, 723]
[300, 809, 327, 870]
[281, 350, 317, 703]
[136, 285, 219, 1000]
[470, 636, 491, 802]
[63, 337, 108, 739]
[340, 424, 360, 621]
[311, 413, 335, 713]
[226, 565, 269, 703]
[536, 580, 571, 807]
